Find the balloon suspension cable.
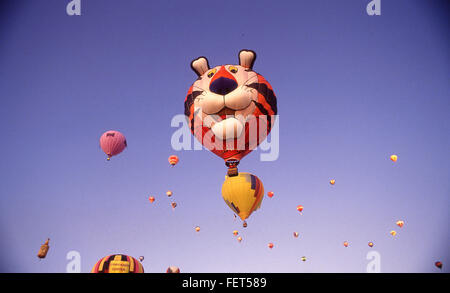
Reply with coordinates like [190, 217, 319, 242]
[226, 160, 240, 177]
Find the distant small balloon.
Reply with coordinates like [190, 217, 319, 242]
[195, 226, 200, 232]
[390, 155, 398, 162]
[148, 196, 155, 203]
[297, 205, 304, 213]
[435, 261, 443, 269]
[267, 191, 274, 198]
[168, 155, 179, 166]
[166, 191, 173, 197]
[268, 243, 274, 249]
[396, 220, 404, 228]
[293, 232, 299, 238]
[166, 266, 180, 273]
[368, 242, 374, 247]
[301, 256, 306, 262]
[139, 256, 144, 262]
[171, 202, 177, 209]
[343, 241, 349, 247]
[237, 236, 242, 242]
[37, 238, 50, 259]
[233, 230, 239, 236]
[330, 179, 336, 185]
[390, 230, 397, 237]
[99, 130, 127, 160]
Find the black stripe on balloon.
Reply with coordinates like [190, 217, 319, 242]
[231, 202, 240, 214]
[184, 90, 203, 117]
[251, 100, 272, 135]
[247, 83, 277, 115]
[250, 175, 256, 190]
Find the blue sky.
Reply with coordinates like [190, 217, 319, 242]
[0, 0, 448, 273]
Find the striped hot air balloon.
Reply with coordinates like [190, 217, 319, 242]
[99, 130, 127, 161]
[91, 254, 144, 273]
[168, 155, 179, 166]
[166, 266, 180, 273]
[221, 173, 264, 226]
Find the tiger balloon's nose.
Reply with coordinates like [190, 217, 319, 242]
[209, 77, 238, 95]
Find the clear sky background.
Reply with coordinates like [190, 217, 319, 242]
[0, 0, 448, 273]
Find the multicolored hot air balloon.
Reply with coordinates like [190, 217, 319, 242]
[222, 173, 264, 227]
[91, 254, 144, 273]
[390, 155, 398, 162]
[296, 205, 304, 214]
[343, 241, 349, 248]
[184, 50, 277, 176]
[99, 130, 127, 161]
[148, 196, 155, 203]
[396, 220, 404, 228]
[237, 236, 242, 243]
[435, 261, 443, 269]
[171, 202, 177, 209]
[268, 243, 274, 249]
[293, 232, 299, 238]
[139, 256, 144, 262]
[330, 179, 336, 185]
[37, 238, 50, 259]
[267, 191, 274, 198]
[390, 230, 397, 237]
[166, 266, 180, 273]
[233, 230, 239, 236]
[168, 155, 179, 166]
[166, 191, 173, 197]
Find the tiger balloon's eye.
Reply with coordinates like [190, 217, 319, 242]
[207, 68, 217, 78]
[229, 66, 238, 73]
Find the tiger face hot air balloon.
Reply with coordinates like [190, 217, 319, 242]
[222, 172, 264, 226]
[184, 50, 277, 176]
[91, 254, 144, 273]
[99, 130, 127, 160]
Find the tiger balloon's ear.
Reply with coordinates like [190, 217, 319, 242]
[238, 49, 257, 69]
[191, 56, 210, 76]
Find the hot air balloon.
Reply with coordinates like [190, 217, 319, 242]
[91, 254, 144, 273]
[166, 191, 173, 197]
[396, 220, 404, 228]
[435, 261, 443, 269]
[195, 226, 200, 232]
[343, 241, 349, 247]
[166, 266, 180, 273]
[237, 236, 242, 242]
[99, 130, 127, 161]
[297, 205, 304, 214]
[233, 230, 239, 236]
[267, 191, 274, 198]
[148, 196, 155, 203]
[368, 242, 374, 248]
[390, 230, 397, 237]
[293, 232, 299, 238]
[330, 179, 336, 185]
[168, 155, 179, 166]
[139, 256, 144, 262]
[268, 243, 274, 249]
[301, 256, 306, 262]
[185, 50, 277, 176]
[222, 173, 264, 226]
[390, 155, 398, 162]
[37, 238, 50, 259]
[171, 202, 177, 209]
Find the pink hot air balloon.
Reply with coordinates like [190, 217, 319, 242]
[99, 130, 127, 160]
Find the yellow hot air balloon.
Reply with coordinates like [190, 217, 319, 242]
[390, 155, 398, 162]
[233, 230, 239, 236]
[390, 230, 397, 237]
[195, 226, 200, 232]
[330, 179, 336, 185]
[237, 236, 242, 242]
[221, 173, 264, 224]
